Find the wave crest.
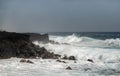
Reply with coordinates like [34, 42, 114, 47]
[50, 34, 120, 48]
[50, 34, 95, 43]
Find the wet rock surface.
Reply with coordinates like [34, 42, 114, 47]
[62, 55, 76, 60]
[20, 59, 34, 64]
[66, 66, 72, 70]
[87, 59, 94, 63]
[68, 56, 76, 60]
[56, 59, 66, 63]
[62, 55, 68, 60]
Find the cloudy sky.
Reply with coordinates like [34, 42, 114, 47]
[0, 0, 120, 32]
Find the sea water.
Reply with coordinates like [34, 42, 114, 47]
[1, 32, 120, 76]
[34, 32, 120, 75]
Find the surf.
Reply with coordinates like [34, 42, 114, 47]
[34, 34, 120, 63]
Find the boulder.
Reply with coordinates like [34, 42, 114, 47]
[62, 55, 76, 61]
[20, 59, 34, 64]
[62, 55, 68, 60]
[66, 66, 72, 70]
[41, 52, 55, 59]
[26, 60, 34, 64]
[87, 59, 94, 63]
[56, 59, 66, 63]
[20, 59, 27, 63]
[54, 54, 61, 59]
[56, 59, 62, 62]
[68, 56, 76, 60]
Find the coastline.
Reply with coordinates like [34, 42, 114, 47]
[0, 31, 60, 59]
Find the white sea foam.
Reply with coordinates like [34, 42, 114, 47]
[1, 58, 120, 76]
[34, 34, 120, 63]
[32, 34, 120, 75]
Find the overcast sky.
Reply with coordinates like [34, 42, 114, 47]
[0, 0, 120, 32]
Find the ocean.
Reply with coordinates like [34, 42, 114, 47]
[1, 32, 120, 76]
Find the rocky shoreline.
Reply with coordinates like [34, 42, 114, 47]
[0, 31, 60, 59]
[0, 31, 95, 72]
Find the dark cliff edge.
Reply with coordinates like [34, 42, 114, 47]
[0, 31, 60, 59]
[24, 33, 49, 43]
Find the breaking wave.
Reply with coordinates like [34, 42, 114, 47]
[50, 34, 120, 48]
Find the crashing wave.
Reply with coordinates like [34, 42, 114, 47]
[49, 34, 120, 48]
[33, 34, 120, 63]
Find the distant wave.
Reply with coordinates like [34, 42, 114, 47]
[49, 34, 120, 48]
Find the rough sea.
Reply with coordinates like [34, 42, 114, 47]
[1, 32, 120, 76]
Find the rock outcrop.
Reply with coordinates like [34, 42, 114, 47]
[25, 33, 49, 43]
[0, 31, 60, 59]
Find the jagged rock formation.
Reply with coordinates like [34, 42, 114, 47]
[0, 31, 60, 59]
